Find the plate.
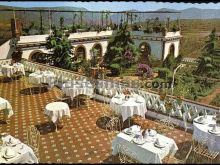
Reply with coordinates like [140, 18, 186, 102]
[135, 100, 143, 103]
[154, 142, 166, 148]
[115, 101, 125, 105]
[148, 130, 157, 137]
[123, 128, 133, 135]
[208, 129, 220, 134]
[3, 150, 17, 159]
[133, 138, 146, 145]
[194, 118, 207, 124]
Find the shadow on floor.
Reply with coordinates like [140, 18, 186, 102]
[35, 122, 63, 135]
[20, 86, 48, 95]
[0, 120, 7, 125]
[101, 155, 119, 164]
[96, 116, 111, 130]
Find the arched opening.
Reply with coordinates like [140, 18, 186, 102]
[91, 43, 103, 67]
[92, 43, 102, 58]
[29, 50, 43, 61]
[169, 44, 175, 56]
[29, 50, 50, 64]
[74, 45, 86, 62]
[139, 42, 151, 64]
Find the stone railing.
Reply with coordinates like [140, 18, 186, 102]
[22, 60, 87, 83]
[0, 59, 12, 65]
[94, 79, 220, 129]
[4, 59, 219, 130]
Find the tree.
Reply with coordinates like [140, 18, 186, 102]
[59, 17, 64, 30]
[45, 26, 74, 70]
[196, 28, 219, 76]
[104, 23, 140, 76]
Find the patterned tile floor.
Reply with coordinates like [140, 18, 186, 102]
[0, 77, 218, 163]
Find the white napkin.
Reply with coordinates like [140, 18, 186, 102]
[115, 92, 119, 97]
[197, 116, 204, 122]
[119, 93, 125, 99]
[9, 138, 19, 144]
[5, 147, 16, 157]
[136, 96, 142, 102]
[132, 125, 141, 133]
[212, 125, 217, 132]
[155, 138, 163, 146]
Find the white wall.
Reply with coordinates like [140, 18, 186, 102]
[18, 31, 113, 44]
[134, 39, 163, 59]
[0, 40, 14, 59]
[163, 40, 180, 60]
[18, 35, 49, 44]
[69, 30, 113, 39]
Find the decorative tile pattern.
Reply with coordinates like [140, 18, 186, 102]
[0, 77, 217, 163]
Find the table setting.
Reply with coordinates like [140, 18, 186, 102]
[110, 90, 147, 122]
[29, 70, 56, 86]
[0, 97, 13, 123]
[44, 101, 71, 132]
[1, 63, 25, 77]
[112, 125, 178, 163]
[193, 114, 220, 152]
[0, 133, 38, 163]
[62, 80, 94, 99]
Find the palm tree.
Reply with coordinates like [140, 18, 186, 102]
[81, 11, 84, 27]
[39, 11, 44, 34]
[105, 11, 110, 27]
[60, 17, 64, 30]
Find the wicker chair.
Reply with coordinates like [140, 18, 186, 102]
[22, 76, 33, 95]
[193, 137, 219, 163]
[53, 86, 71, 104]
[163, 145, 193, 163]
[27, 125, 40, 161]
[154, 119, 175, 135]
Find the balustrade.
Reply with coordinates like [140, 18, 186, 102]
[0, 59, 219, 130]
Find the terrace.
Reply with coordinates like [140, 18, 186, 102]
[0, 8, 220, 164]
[0, 59, 219, 164]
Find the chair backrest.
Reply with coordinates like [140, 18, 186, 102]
[184, 145, 193, 163]
[27, 125, 40, 151]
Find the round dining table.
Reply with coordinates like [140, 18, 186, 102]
[1, 63, 25, 77]
[110, 94, 147, 122]
[193, 115, 220, 152]
[44, 102, 71, 132]
[62, 80, 94, 99]
[29, 71, 56, 87]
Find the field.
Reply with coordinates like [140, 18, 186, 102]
[179, 19, 220, 58]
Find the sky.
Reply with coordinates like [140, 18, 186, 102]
[0, 1, 220, 11]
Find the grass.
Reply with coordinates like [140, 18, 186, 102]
[210, 94, 220, 107]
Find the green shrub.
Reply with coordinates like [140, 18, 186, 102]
[110, 63, 121, 76]
[157, 68, 172, 79]
[210, 94, 220, 107]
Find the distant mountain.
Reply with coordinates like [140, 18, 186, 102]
[1, 5, 220, 26]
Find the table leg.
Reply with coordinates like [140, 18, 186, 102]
[3, 111, 8, 124]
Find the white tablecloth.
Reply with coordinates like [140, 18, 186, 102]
[112, 126, 178, 163]
[0, 134, 38, 163]
[1, 63, 25, 77]
[110, 95, 147, 122]
[193, 115, 220, 152]
[44, 102, 71, 123]
[29, 71, 56, 86]
[0, 97, 13, 118]
[62, 81, 94, 99]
